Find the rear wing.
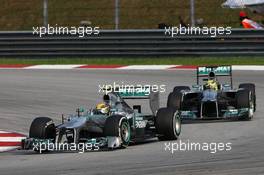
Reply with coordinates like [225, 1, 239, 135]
[118, 86, 160, 115]
[102, 86, 151, 99]
[196, 65, 233, 87]
[118, 86, 151, 99]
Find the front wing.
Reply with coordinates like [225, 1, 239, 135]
[180, 108, 251, 120]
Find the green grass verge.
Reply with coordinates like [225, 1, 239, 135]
[0, 57, 263, 65]
[1, 0, 260, 30]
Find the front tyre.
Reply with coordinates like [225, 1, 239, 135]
[156, 108, 181, 140]
[173, 86, 190, 93]
[167, 92, 183, 110]
[29, 117, 56, 140]
[104, 115, 131, 148]
[239, 83, 256, 112]
[236, 90, 254, 120]
[29, 117, 56, 153]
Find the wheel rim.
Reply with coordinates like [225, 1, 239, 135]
[248, 92, 254, 118]
[173, 112, 181, 136]
[121, 121, 130, 143]
[249, 101, 254, 118]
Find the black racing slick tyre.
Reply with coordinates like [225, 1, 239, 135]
[167, 92, 183, 110]
[236, 90, 254, 120]
[173, 86, 190, 93]
[29, 117, 56, 140]
[239, 83, 256, 112]
[104, 115, 131, 148]
[156, 108, 181, 141]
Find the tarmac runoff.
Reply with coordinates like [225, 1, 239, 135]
[0, 69, 263, 175]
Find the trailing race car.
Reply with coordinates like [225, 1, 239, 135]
[167, 65, 256, 120]
[22, 87, 181, 153]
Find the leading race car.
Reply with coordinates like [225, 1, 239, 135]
[22, 86, 181, 153]
[167, 65, 256, 120]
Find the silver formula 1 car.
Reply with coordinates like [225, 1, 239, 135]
[22, 87, 181, 152]
[167, 65, 256, 120]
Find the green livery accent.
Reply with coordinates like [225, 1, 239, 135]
[198, 66, 231, 76]
[31, 138, 54, 144]
[180, 111, 197, 119]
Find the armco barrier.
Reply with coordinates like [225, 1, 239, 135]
[0, 29, 263, 57]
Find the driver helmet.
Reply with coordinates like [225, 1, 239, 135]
[96, 102, 109, 114]
[103, 94, 110, 104]
[208, 71, 216, 80]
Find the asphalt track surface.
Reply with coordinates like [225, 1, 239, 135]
[0, 69, 264, 175]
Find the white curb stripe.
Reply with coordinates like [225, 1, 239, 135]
[117, 65, 177, 70]
[0, 137, 25, 142]
[0, 146, 19, 152]
[0, 130, 26, 152]
[0, 64, 264, 70]
[233, 65, 264, 71]
[0, 130, 27, 135]
[25, 65, 85, 69]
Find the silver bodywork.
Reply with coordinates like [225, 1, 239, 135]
[22, 91, 159, 150]
[180, 84, 250, 119]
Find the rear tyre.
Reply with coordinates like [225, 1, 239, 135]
[156, 108, 181, 140]
[236, 90, 254, 120]
[104, 115, 131, 148]
[29, 117, 56, 140]
[167, 92, 183, 110]
[239, 83, 256, 112]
